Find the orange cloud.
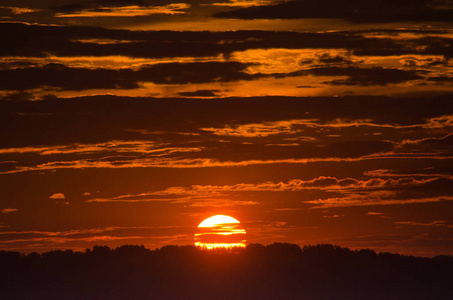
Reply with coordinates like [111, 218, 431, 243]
[395, 220, 453, 228]
[307, 194, 453, 208]
[0, 6, 42, 14]
[1, 208, 18, 214]
[201, 119, 312, 137]
[200, 116, 453, 137]
[49, 193, 65, 199]
[211, 0, 273, 8]
[0, 140, 202, 156]
[367, 212, 385, 215]
[0, 226, 176, 237]
[145, 176, 437, 196]
[422, 115, 453, 129]
[0, 55, 217, 71]
[0, 236, 146, 245]
[86, 194, 259, 207]
[84, 175, 443, 208]
[55, 4, 190, 17]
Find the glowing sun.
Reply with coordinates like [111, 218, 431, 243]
[194, 215, 246, 249]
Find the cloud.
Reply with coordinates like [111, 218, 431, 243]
[367, 212, 384, 216]
[316, 53, 352, 65]
[400, 133, 453, 148]
[364, 167, 453, 179]
[395, 220, 453, 228]
[0, 226, 177, 237]
[0, 235, 146, 245]
[0, 140, 201, 156]
[215, 0, 453, 23]
[392, 133, 453, 157]
[86, 194, 259, 207]
[0, 62, 256, 91]
[84, 175, 448, 208]
[0, 6, 42, 15]
[307, 194, 453, 208]
[177, 90, 220, 97]
[49, 193, 65, 199]
[3, 149, 453, 175]
[201, 119, 313, 137]
[323, 214, 345, 218]
[1, 208, 18, 214]
[2, 22, 450, 61]
[0, 95, 452, 175]
[423, 115, 453, 129]
[0, 225, 190, 251]
[306, 67, 423, 86]
[199, 116, 441, 138]
[54, 4, 190, 17]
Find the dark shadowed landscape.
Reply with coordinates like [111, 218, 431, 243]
[1, 243, 453, 300]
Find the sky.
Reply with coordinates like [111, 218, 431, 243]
[0, 0, 452, 257]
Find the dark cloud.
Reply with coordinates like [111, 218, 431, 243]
[1, 94, 452, 147]
[0, 62, 255, 90]
[415, 134, 453, 147]
[48, 0, 221, 12]
[215, 0, 453, 23]
[308, 67, 423, 86]
[1, 93, 452, 176]
[428, 76, 453, 82]
[399, 134, 453, 154]
[49, 0, 164, 12]
[161, 139, 395, 162]
[1, 22, 240, 58]
[177, 90, 220, 97]
[2, 22, 445, 59]
[0, 91, 35, 102]
[273, 66, 423, 86]
[316, 53, 352, 65]
[0, 61, 425, 91]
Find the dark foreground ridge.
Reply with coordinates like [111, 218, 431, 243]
[1, 243, 452, 300]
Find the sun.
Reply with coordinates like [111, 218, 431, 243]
[194, 215, 246, 249]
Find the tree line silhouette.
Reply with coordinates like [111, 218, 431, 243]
[1, 243, 452, 299]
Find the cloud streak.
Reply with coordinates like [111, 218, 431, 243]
[54, 4, 190, 17]
[1, 208, 18, 214]
[216, 0, 453, 23]
[307, 195, 453, 208]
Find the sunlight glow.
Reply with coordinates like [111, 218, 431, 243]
[195, 215, 246, 249]
[198, 215, 240, 227]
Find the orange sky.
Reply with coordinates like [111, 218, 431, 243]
[0, 0, 453, 257]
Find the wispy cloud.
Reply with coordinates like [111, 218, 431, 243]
[395, 220, 453, 228]
[86, 194, 259, 207]
[0, 6, 42, 15]
[308, 194, 453, 208]
[0, 235, 146, 245]
[2, 153, 452, 175]
[130, 176, 440, 196]
[55, 4, 190, 17]
[0, 225, 192, 252]
[84, 174, 448, 209]
[0, 140, 201, 156]
[49, 193, 65, 199]
[0, 226, 178, 237]
[1, 208, 18, 214]
[367, 212, 384, 216]
[364, 168, 453, 179]
[200, 116, 453, 137]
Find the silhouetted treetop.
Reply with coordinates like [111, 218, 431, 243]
[1, 243, 452, 300]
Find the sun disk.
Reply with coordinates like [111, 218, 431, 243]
[194, 215, 246, 249]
